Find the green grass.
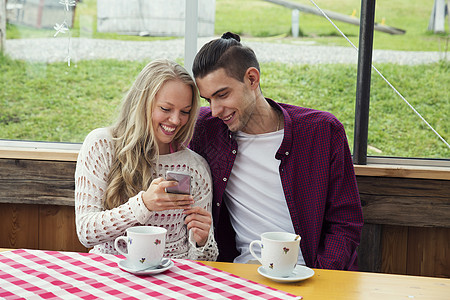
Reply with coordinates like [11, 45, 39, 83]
[1, 54, 448, 158]
[262, 61, 449, 158]
[7, 0, 449, 51]
[215, 0, 449, 51]
[2, 0, 449, 158]
[5, 22, 54, 39]
[0, 56, 146, 142]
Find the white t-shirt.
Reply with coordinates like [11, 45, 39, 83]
[224, 129, 305, 265]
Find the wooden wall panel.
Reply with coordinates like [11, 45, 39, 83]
[1, 157, 449, 277]
[39, 205, 88, 252]
[357, 176, 450, 227]
[358, 224, 382, 272]
[0, 203, 39, 249]
[381, 225, 408, 275]
[0, 158, 76, 206]
[406, 227, 449, 278]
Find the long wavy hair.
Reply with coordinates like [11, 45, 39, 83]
[104, 59, 200, 209]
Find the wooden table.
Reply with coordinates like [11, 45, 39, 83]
[200, 261, 449, 300]
[1, 249, 448, 299]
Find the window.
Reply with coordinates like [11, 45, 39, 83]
[1, 0, 448, 161]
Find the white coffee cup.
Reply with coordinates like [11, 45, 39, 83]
[249, 232, 301, 277]
[114, 226, 167, 270]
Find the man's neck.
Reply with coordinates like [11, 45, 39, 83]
[241, 96, 281, 135]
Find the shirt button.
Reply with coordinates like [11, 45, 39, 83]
[232, 150, 236, 154]
[223, 177, 227, 182]
[229, 134, 232, 138]
[285, 151, 289, 156]
[216, 203, 220, 207]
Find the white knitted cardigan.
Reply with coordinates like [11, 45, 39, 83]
[75, 128, 218, 261]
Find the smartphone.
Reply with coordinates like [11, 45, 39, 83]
[165, 171, 191, 195]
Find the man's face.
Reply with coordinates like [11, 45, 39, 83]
[196, 68, 256, 133]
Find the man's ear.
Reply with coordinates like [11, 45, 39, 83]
[245, 67, 260, 91]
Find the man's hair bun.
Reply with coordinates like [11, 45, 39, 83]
[221, 32, 241, 42]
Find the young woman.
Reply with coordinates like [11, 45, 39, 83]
[75, 59, 218, 261]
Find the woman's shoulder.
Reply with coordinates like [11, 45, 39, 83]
[83, 127, 113, 143]
[183, 148, 208, 163]
[80, 128, 114, 155]
[178, 148, 211, 175]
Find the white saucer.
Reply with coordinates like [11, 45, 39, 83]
[118, 259, 174, 275]
[257, 265, 315, 283]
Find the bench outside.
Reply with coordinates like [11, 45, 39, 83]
[0, 141, 448, 277]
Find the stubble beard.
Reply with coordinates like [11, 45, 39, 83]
[236, 101, 256, 133]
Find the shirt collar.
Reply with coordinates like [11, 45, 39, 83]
[264, 98, 293, 160]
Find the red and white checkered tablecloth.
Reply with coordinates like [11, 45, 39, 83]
[0, 249, 301, 299]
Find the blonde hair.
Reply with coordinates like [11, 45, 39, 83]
[104, 59, 200, 209]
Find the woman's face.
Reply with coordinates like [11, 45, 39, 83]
[152, 80, 192, 154]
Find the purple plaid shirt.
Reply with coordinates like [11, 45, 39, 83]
[190, 98, 363, 270]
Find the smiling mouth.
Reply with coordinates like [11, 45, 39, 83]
[161, 124, 176, 134]
[222, 112, 234, 123]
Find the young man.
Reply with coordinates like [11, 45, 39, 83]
[190, 32, 363, 270]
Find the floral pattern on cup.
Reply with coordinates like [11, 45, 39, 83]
[114, 226, 167, 270]
[249, 232, 301, 277]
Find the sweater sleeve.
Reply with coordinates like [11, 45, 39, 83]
[186, 153, 219, 261]
[74, 129, 152, 248]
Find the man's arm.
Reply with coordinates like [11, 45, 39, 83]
[315, 120, 363, 270]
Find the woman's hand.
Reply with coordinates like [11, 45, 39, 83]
[183, 206, 212, 247]
[142, 177, 194, 211]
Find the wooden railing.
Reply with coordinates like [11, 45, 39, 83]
[0, 140, 449, 277]
[262, 0, 406, 35]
